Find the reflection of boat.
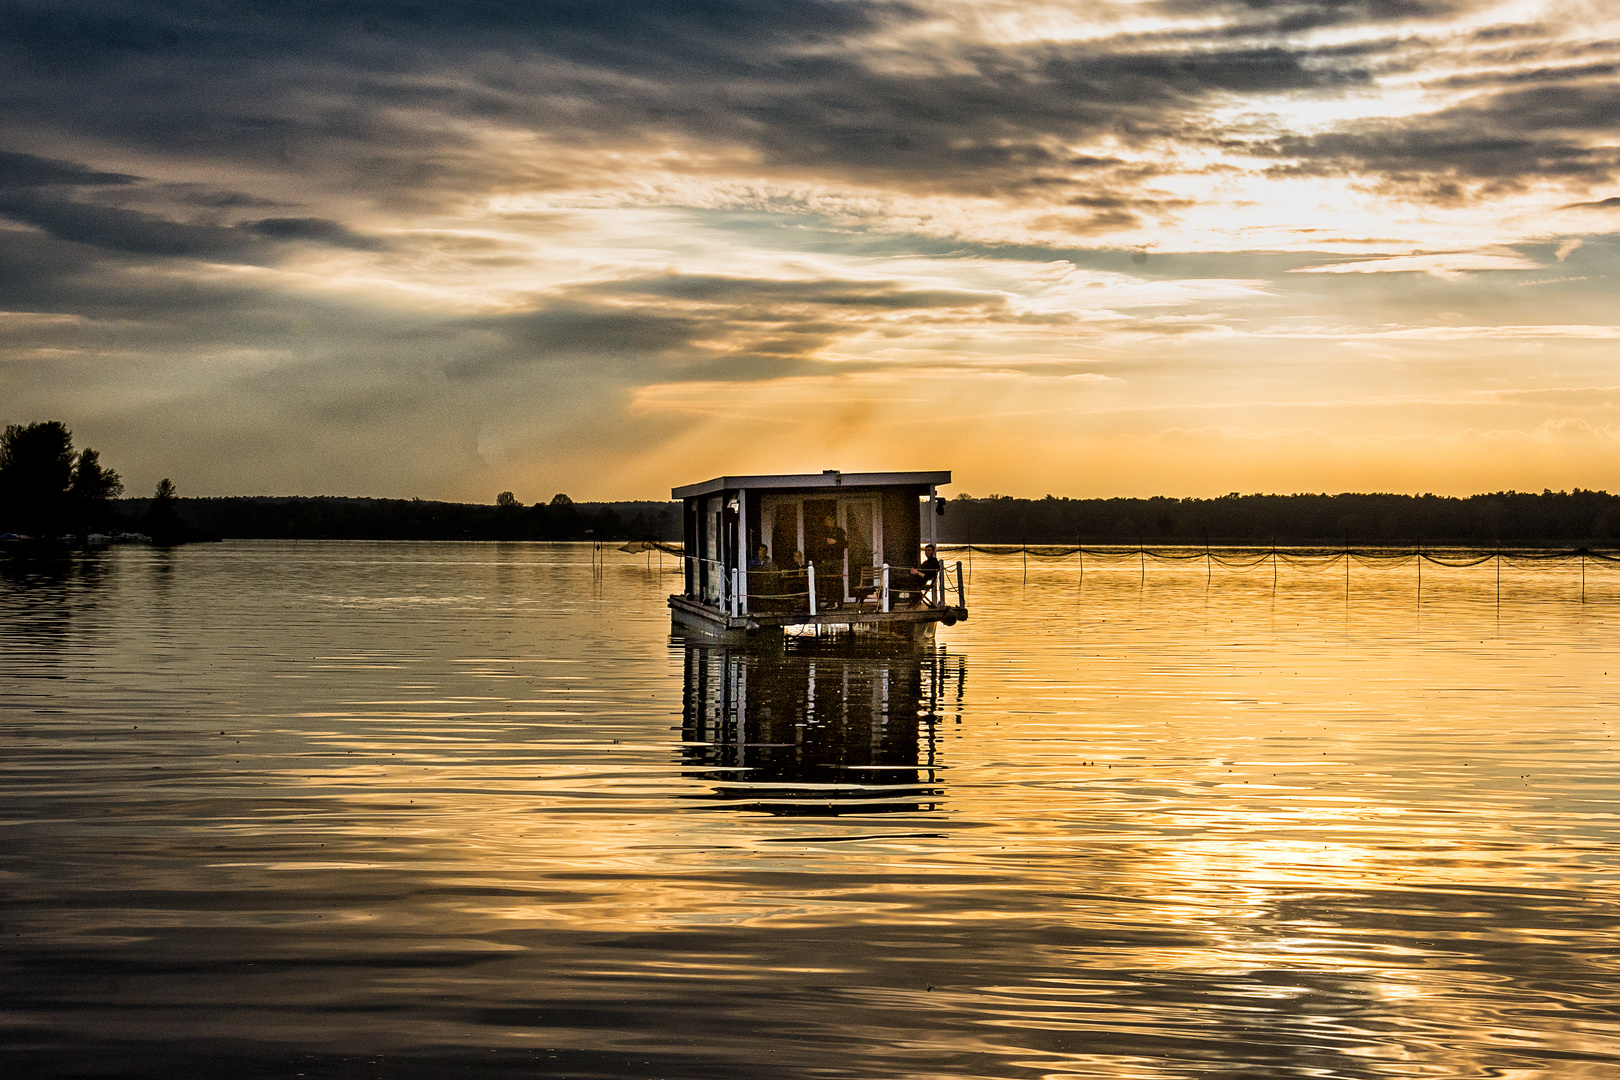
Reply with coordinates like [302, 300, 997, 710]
[668, 470, 968, 641]
[679, 642, 964, 815]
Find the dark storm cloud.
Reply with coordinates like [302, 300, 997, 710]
[1154, 0, 1458, 33]
[0, 225, 363, 350]
[708, 44, 1375, 196]
[0, 150, 136, 188]
[0, 190, 388, 259]
[607, 275, 1006, 312]
[3, 0, 1613, 215]
[1261, 81, 1620, 188]
[242, 217, 390, 251]
[0, 146, 389, 259]
[0, 0, 1384, 203]
[0, 190, 264, 259]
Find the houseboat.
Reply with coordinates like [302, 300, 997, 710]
[668, 470, 967, 640]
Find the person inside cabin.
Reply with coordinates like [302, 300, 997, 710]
[815, 515, 848, 607]
[747, 542, 776, 611]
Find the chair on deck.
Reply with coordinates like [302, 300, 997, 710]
[851, 565, 936, 609]
[893, 564, 937, 608]
[851, 565, 882, 608]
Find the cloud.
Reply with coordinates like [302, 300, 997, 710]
[0, 150, 136, 189]
[0, 190, 261, 259]
[602, 273, 1007, 311]
[241, 217, 390, 252]
[1291, 251, 1545, 275]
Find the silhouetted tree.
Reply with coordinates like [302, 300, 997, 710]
[141, 478, 182, 541]
[69, 448, 123, 502]
[68, 449, 123, 533]
[0, 421, 124, 535]
[496, 490, 519, 508]
[549, 493, 573, 506]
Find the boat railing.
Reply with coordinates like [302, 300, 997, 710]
[683, 555, 965, 621]
[746, 564, 813, 616]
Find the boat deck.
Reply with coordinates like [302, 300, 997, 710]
[669, 593, 966, 636]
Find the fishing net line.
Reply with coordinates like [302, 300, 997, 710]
[629, 539, 1619, 580]
[930, 544, 1620, 572]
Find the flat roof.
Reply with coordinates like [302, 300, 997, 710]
[673, 470, 950, 499]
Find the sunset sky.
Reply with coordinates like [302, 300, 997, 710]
[3, 0, 1618, 501]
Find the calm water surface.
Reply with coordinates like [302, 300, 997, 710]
[3, 542, 1619, 1078]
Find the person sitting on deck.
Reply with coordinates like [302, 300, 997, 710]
[920, 544, 942, 588]
[897, 544, 942, 606]
[748, 543, 771, 570]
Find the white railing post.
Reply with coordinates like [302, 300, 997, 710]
[881, 563, 890, 613]
[731, 567, 740, 617]
[807, 562, 817, 616]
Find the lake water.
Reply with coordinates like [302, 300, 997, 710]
[3, 541, 1619, 1079]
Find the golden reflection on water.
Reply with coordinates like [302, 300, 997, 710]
[2, 542, 1619, 1078]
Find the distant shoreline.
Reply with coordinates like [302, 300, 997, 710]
[87, 490, 1620, 548]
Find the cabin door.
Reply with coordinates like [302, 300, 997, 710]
[701, 495, 722, 605]
[839, 497, 881, 599]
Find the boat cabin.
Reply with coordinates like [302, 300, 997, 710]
[668, 469, 967, 639]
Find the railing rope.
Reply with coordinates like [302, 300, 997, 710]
[680, 553, 971, 621]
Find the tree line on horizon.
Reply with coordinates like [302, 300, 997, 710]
[123, 493, 680, 543]
[933, 490, 1620, 548]
[7, 418, 1620, 547]
[94, 488, 1620, 547]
